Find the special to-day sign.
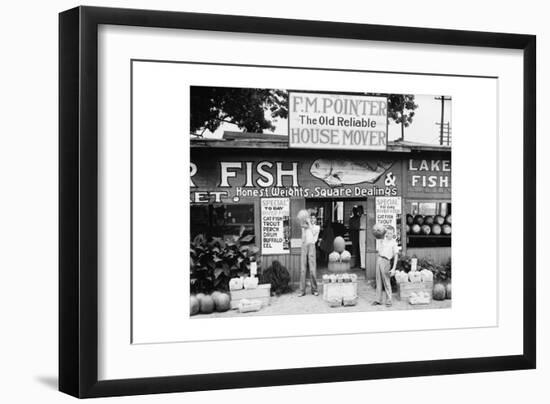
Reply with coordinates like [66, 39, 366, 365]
[261, 198, 291, 255]
[375, 196, 402, 229]
[288, 92, 388, 150]
[376, 196, 402, 246]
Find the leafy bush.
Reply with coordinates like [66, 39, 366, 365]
[260, 260, 292, 296]
[396, 255, 413, 272]
[396, 255, 451, 281]
[440, 257, 452, 281]
[418, 256, 451, 281]
[190, 234, 260, 294]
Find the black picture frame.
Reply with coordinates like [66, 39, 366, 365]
[59, 6, 536, 398]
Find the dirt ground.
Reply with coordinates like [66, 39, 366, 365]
[193, 280, 451, 319]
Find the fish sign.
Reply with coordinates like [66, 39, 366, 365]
[288, 92, 388, 150]
[310, 159, 393, 187]
[407, 159, 451, 195]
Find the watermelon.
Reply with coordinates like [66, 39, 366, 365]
[434, 215, 445, 225]
[394, 270, 404, 283]
[414, 215, 424, 225]
[199, 294, 215, 314]
[442, 224, 452, 235]
[431, 223, 442, 235]
[328, 251, 341, 262]
[213, 292, 231, 312]
[190, 295, 200, 316]
[296, 209, 310, 225]
[421, 224, 431, 235]
[372, 223, 386, 239]
[244, 276, 259, 289]
[424, 215, 434, 225]
[409, 271, 422, 283]
[445, 283, 452, 299]
[396, 271, 408, 283]
[411, 224, 421, 234]
[420, 269, 433, 282]
[340, 250, 351, 261]
[405, 224, 410, 234]
[333, 236, 346, 253]
[445, 214, 452, 224]
[229, 277, 243, 290]
[406, 214, 414, 225]
[433, 284, 446, 300]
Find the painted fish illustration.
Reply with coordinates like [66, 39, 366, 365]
[310, 159, 393, 187]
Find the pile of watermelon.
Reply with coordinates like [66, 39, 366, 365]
[409, 291, 431, 305]
[328, 250, 351, 263]
[328, 236, 352, 263]
[394, 268, 433, 283]
[432, 282, 452, 300]
[406, 213, 451, 236]
[190, 291, 231, 316]
[322, 273, 358, 283]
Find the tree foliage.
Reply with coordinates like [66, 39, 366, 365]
[190, 87, 418, 139]
[386, 94, 418, 140]
[190, 86, 288, 135]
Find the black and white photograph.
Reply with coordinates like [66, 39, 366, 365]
[189, 86, 452, 317]
[0, 0, 545, 401]
[49, 3, 539, 400]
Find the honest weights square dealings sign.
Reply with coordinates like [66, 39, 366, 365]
[288, 92, 388, 150]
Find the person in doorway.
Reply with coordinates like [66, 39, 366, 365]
[357, 205, 367, 270]
[299, 210, 320, 297]
[372, 225, 399, 307]
[348, 206, 361, 267]
[319, 220, 335, 263]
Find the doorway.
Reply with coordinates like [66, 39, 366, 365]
[305, 198, 367, 269]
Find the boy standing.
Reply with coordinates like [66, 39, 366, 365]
[373, 225, 399, 307]
[299, 212, 320, 297]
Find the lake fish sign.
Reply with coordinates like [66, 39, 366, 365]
[288, 92, 388, 150]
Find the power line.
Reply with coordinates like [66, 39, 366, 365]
[434, 96, 452, 145]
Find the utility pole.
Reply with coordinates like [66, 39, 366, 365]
[435, 96, 451, 145]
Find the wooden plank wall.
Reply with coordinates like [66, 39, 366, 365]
[260, 253, 302, 283]
[260, 247, 451, 283]
[365, 198, 377, 279]
[406, 247, 451, 265]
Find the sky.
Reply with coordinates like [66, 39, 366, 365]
[200, 93, 452, 146]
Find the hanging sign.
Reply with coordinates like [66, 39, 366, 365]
[376, 196, 402, 246]
[288, 92, 388, 150]
[408, 159, 451, 195]
[376, 196, 401, 229]
[261, 198, 291, 255]
[190, 156, 400, 203]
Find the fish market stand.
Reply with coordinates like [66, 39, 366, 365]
[190, 132, 451, 282]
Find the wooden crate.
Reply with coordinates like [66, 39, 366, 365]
[230, 284, 271, 309]
[323, 282, 357, 301]
[397, 281, 433, 300]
